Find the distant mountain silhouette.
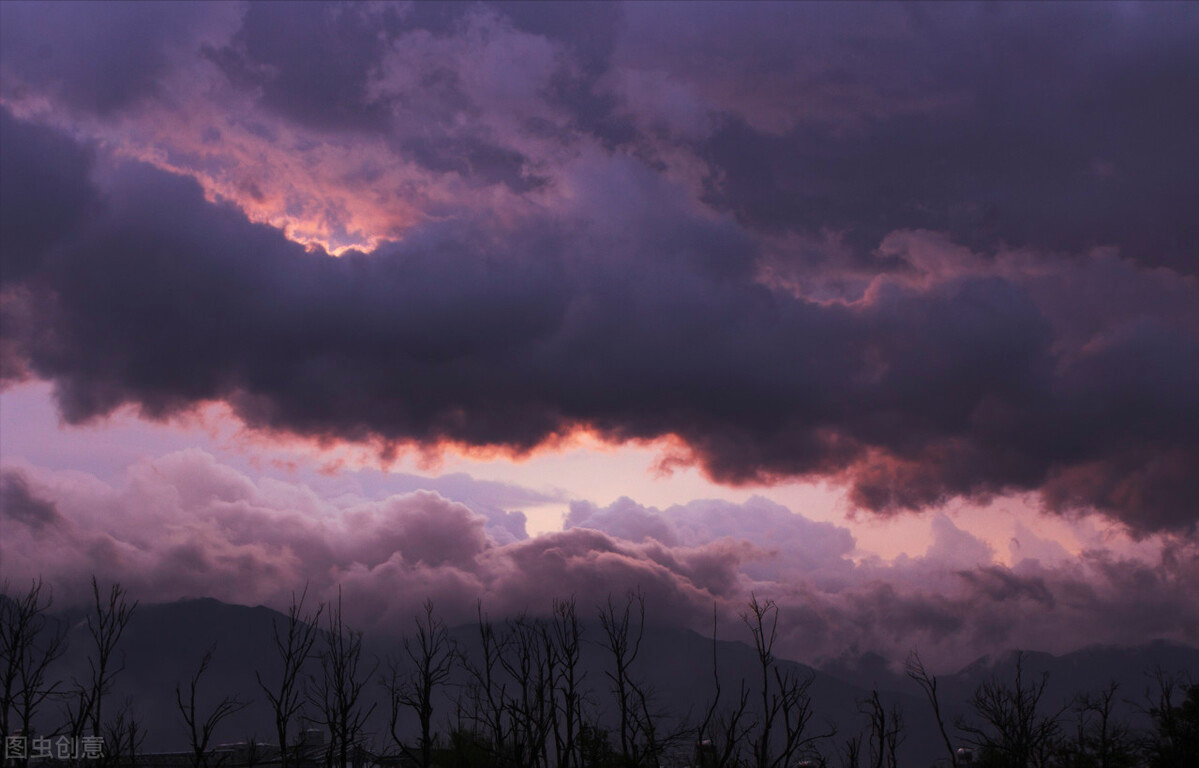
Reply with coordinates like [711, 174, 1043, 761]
[26, 598, 1198, 767]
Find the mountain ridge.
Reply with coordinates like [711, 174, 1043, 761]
[16, 597, 1197, 766]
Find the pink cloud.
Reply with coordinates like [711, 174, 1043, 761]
[4, 451, 1196, 671]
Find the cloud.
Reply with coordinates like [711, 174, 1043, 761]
[0, 0, 239, 116]
[2, 2, 1199, 536]
[3, 453, 1196, 671]
[0, 469, 63, 532]
[925, 514, 996, 569]
[3, 0, 1197, 674]
[4, 2, 1198, 266]
[0, 108, 98, 283]
[680, 3, 1199, 273]
[566, 495, 856, 587]
[0, 452, 748, 634]
[2, 108, 1198, 535]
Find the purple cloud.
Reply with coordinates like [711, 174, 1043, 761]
[3, 453, 1196, 670]
[2, 107, 1197, 534]
[2, 2, 1198, 537]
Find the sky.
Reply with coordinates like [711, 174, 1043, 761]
[1, 0, 1197, 672]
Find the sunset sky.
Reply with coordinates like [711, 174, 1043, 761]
[1, 0, 1197, 671]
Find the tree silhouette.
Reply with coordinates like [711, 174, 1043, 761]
[307, 588, 376, 768]
[598, 588, 684, 767]
[906, 649, 958, 768]
[175, 646, 250, 768]
[103, 698, 146, 768]
[956, 652, 1067, 768]
[1143, 670, 1199, 768]
[695, 605, 753, 768]
[256, 585, 323, 768]
[386, 598, 456, 768]
[549, 597, 586, 768]
[743, 594, 831, 768]
[0, 578, 66, 768]
[861, 690, 903, 768]
[70, 577, 137, 763]
[1065, 681, 1136, 768]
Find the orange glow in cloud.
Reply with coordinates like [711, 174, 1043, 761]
[59, 391, 671, 486]
[1, 379, 1150, 567]
[1, 86, 545, 257]
[108, 132, 423, 256]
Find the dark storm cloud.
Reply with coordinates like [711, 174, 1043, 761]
[3, 1, 1199, 534]
[0, 1, 227, 115]
[210, 0, 623, 126]
[0, 110, 96, 283]
[203, 1, 402, 134]
[4, 2, 1197, 269]
[2, 110, 1198, 534]
[681, 2, 1199, 274]
[202, 0, 629, 172]
[199, 0, 1199, 271]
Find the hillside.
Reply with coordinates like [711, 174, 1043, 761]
[19, 598, 1198, 766]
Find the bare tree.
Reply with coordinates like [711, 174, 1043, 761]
[743, 594, 831, 768]
[597, 589, 691, 768]
[1070, 681, 1135, 768]
[73, 578, 137, 751]
[458, 600, 508, 762]
[257, 586, 323, 768]
[241, 735, 262, 768]
[386, 599, 456, 768]
[500, 615, 553, 767]
[956, 651, 1066, 768]
[861, 691, 903, 768]
[0, 578, 67, 768]
[176, 647, 251, 768]
[695, 606, 753, 768]
[1140, 667, 1198, 768]
[577, 720, 618, 768]
[103, 698, 145, 768]
[537, 618, 560, 768]
[454, 597, 592, 768]
[906, 650, 957, 768]
[307, 589, 377, 768]
[598, 589, 653, 767]
[839, 733, 863, 768]
[549, 597, 586, 768]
